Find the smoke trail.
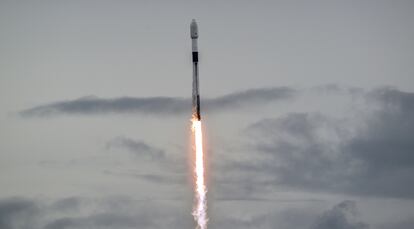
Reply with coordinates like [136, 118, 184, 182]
[192, 119, 208, 229]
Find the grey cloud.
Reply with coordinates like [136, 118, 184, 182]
[224, 87, 414, 198]
[44, 218, 81, 229]
[378, 219, 414, 229]
[44, 197, 190, 229]
[44, 213, 139, 229]
[107, 136, 166, 161]
[38, 158, 97, 169]
[245, 113, 348, 190]
[50, 197, 82, 212]
[368, 87, 414, 112]
[211, 200, 367, 229]
[311, 201, 369, 229]
[20, 96, 188, 117]
[103, 170, 186, 185]
[210, 114, 333, 200]
[20, 87, 295, 117]
[106, 136, 185, 171]
[209, 112, 344, 199]
[205, 86, 295, 111]
[136, 174, 185, 185]
[309, 84, 365, 96]
[345, 87, 414, 197]
[0, 197, 40, 229]
[105, 137, 186, 184]
[211, 207, 317, 229]
[0, 196, 190, 229]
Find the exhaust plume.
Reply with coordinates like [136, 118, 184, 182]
[192, 119, 208, 229]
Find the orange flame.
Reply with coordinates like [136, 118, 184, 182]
[192, 119, 208, 229]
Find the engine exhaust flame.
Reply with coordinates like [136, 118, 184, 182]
[192, 118, 208, 229]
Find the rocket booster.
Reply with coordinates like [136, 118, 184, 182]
[191, 19, 201, 120]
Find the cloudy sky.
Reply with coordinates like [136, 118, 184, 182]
[1, 1, 414, 228]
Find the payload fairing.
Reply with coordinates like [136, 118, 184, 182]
[191, 19, 201, 120]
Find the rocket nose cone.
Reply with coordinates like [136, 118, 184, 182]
[190, 19, 198, 38]
[191, 19, 198, 28]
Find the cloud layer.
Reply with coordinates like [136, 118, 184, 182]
[0, 196, 369, 229]
[11, 86, 414, 228]
[220, 87, 414, 198]
[20, 87, 295, 117]
[0, 196, 190, 229]
[311, 201, 369, 229]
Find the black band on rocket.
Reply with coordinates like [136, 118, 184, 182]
[192, 52, 198, 62]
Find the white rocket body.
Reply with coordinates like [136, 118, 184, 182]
[191, 19, 201, 120]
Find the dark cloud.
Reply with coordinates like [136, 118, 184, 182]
[369, 87, 414, 112]
[44, 218, 81, 229]
[243, 112, 350, 192]
[106, 136, 186, 171]
[103, 170, 186, 185]
[50, 197, 82, 212]
[343, 88, 414, 197]
[222, 87, 414, 198]
[309, 84, 364, 96]
[378, 218, 414, 229]
[134, 174, 185, 185]
[19, 87, 295, 117]
[20, 96, 188, 117]
[311, 201, 369, 229]
[107, 136, 166, 161]
[105, 137, 186, 185]
[205, 86, 295, 111]
[0, 197, 40, 229]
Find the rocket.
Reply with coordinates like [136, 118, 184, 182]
[191, 19, 201, 120]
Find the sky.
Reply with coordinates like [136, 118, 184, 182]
[1, 0, 414, 228]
